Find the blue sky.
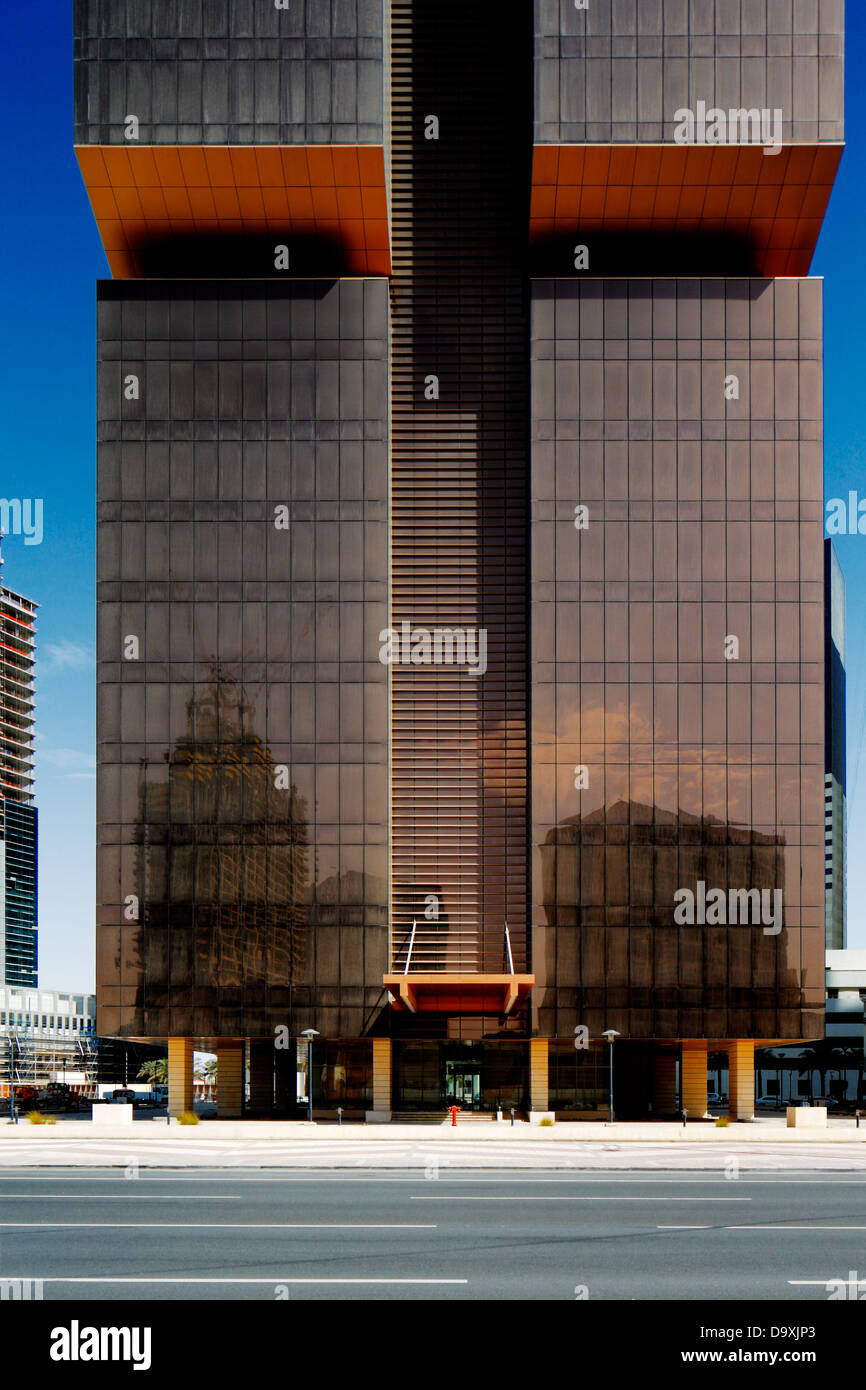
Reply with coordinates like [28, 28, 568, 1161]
[0, 9, 864, 992]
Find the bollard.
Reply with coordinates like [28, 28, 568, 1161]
[510, 1107, 515, 1127]
[337, 1106, 342, 1127]
[858, 1110, 861, 1130]
[682, 1108, 687, 1128]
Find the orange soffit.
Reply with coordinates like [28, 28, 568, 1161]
[75, 145, 391, 277]
[384, 974, 535, 1016]
[530, 143, 843, 277]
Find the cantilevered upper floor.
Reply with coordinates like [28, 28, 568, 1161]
[73, 0, 390, 277]
[531, 0, 845, 276]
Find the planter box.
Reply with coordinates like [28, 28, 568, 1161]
[92, 1104, 133, 1125]
[786, 1106, 827, 1128]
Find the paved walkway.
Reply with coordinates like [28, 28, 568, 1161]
[2, 1114, 864, 1143]
[3, 1123, 866, 1170]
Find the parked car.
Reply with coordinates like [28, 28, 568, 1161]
[706, 1093, 728, 1107]
[109, 1088, 136, 1104]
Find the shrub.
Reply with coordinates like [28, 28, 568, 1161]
[177, 1110, 199, 1126]
[539, 1117, 554, 1127]
[715, 1116, 730, 1128]
[26, 1111, 46, 1125]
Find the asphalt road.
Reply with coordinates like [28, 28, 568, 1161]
[2, 1166, 866, 1300]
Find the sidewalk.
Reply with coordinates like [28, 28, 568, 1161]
[2, 1115, 866, 1143]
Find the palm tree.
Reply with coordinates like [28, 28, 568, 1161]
[137, 1058, 167, 1084]
[796, 1039, 843, 1103]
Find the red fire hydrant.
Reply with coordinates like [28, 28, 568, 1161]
[449, 1105, 461, 1127]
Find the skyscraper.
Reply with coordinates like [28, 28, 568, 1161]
[825, 539, 846, 951]
[0, 543, 38, 988]
[79, 0, 844, 1120]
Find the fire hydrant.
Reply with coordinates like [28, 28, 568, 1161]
[448, 1105, 461, 1127]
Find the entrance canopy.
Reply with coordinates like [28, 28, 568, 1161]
[383, 973, 535, 1016]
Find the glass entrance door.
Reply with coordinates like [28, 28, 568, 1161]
[444, 1061, 481, 1110]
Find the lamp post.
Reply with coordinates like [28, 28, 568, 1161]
[301, 1029, 319, 1123]
[602, 1029, 620, 1124]
[7, 1037, 16, 1125]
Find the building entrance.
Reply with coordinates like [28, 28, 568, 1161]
[392, 1040, 528, 1113]
[444, 1061, 481, 1110]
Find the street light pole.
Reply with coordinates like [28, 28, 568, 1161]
[602, 1029, 621, 1125]
[301, 1029, 319, 1123]
[8, 1037, 16, 1125]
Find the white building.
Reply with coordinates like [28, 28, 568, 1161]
[0, 985, 97, 1086]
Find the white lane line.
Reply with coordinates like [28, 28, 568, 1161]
[658, 1225, 866, 1232]
[27, 1277, 468, 1286]
[0, 1195, 239, 1200]
[411, 1196, 752, 1202]
[726, 1225, 866, 1231]
[789, 1280, 853, 1286]
[1, 1178, 866, 1189]
[0, 1222, 436, 1230]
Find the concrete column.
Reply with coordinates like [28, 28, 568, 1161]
[652, 1054, 678, 1117]
[681, 1040, 708, 1118]
[529, 1038, 548, 1112]
[371, 1038, 391, 1117]
[217, 1040, 244, 1118]
[167, 1037, 194, 1117]
[727, 1039, 755, 1121]
[248, 1040, 273, 1115]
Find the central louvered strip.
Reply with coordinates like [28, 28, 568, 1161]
[388, 0, 531, 976]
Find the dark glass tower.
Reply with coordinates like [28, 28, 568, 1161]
[79, 0, 844, 1119]
[0, 551, 38, 989]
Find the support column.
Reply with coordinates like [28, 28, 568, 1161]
[652, 1054, 678, 1118]
[370, 1038, 391, 1119]
[217, 1040, 244, 1118]
[248, 1040, 273, 1115]
[529, 1038, 548, 1113]
[727, 1039, 755, 1121]
[167, 1037, 194, 1117]
[681, 1040, 708, 1118]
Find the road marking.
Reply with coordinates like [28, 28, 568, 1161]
[0, 1195, 239, 1200]
[0, 1222, 436, 1230]
[726, 1225, 866, 1231]
[788, 1280, 848, 1287]
[26, 1277, 468, 1286]
[411, 1196, 752, 1201]
[658, 1225, 866, 1232]
[5, 1178, 866, 1189]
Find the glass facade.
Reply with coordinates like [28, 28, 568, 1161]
[74, 0, 385, 146]
[534, 0, 844, 146]
[309, 1039, 373, 1109]
[392, 1040, 529, 1113]
[824, 540, 845, 950]
[96, 280, 389, 1042]
[531, 277, 825, 1041]
[1, 803, 38, 989]
[80, 0, 843, 1114]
